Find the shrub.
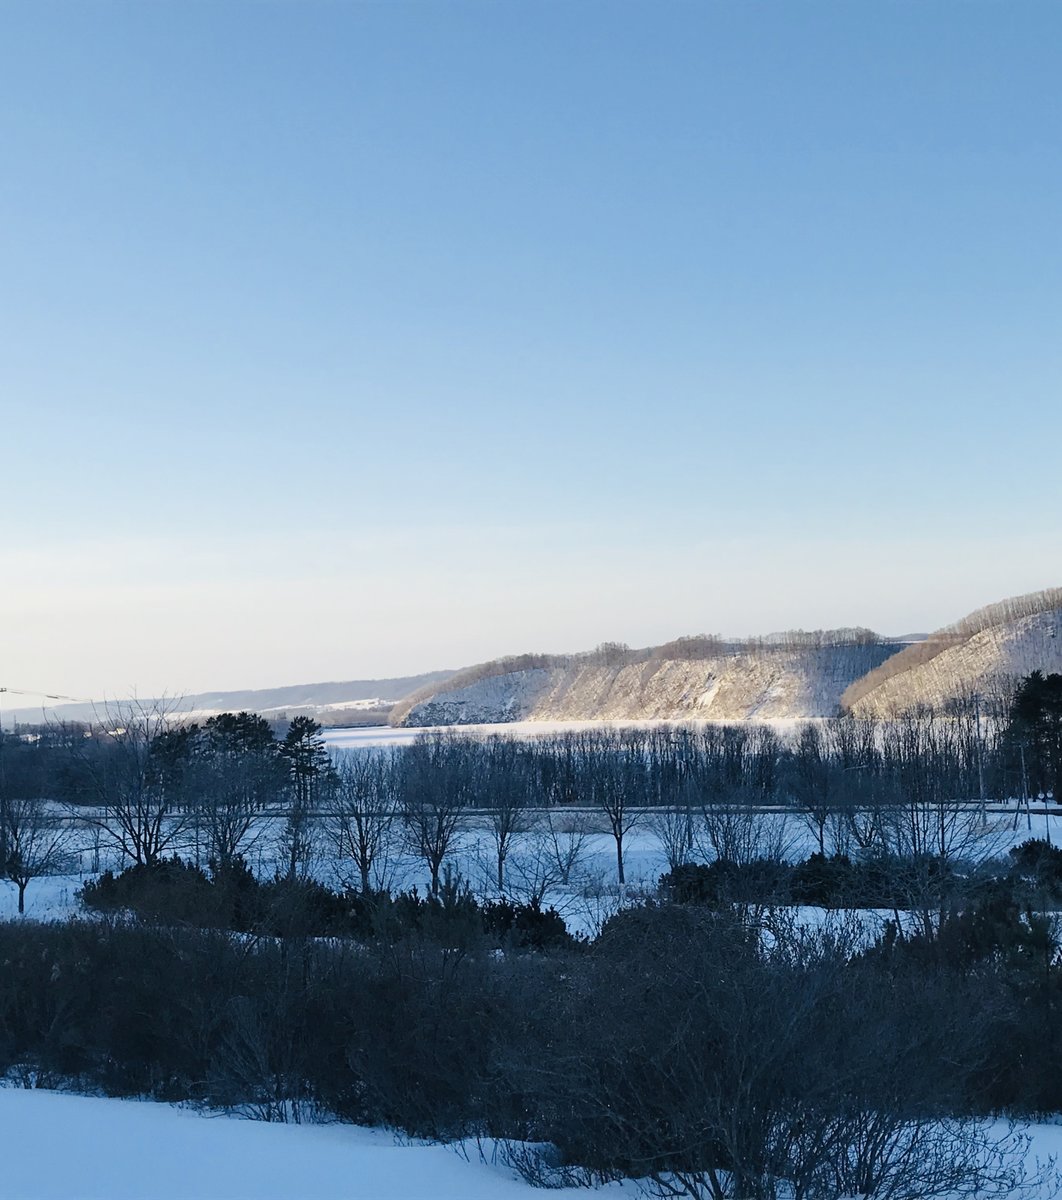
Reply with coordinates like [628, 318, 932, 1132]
[79, 857, 223, 926]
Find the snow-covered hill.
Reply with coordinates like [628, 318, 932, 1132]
[395, 591, 1062, 726]
[844, 592, 1062, 717]
[394, 641, 906, 726]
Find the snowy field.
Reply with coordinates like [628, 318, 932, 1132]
[4, 804, 1062, 930]
[0, 1089, 635, 1200]
[0, 1088, 1058, 1200]
[321, 718, 814, 751]
[0, 826, 676, 934]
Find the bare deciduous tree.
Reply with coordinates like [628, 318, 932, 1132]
[501, 808, 595, 906]
[329, 752, 398, 893]
[2, 793, 72, 914]
[480, 738, 533, 895]
[80, 698, 195, 868]
[648, 803, 694, 872]
[591, 733, 646, 887]
[400, 734, 469, 896]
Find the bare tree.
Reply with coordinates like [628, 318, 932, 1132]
[1, 793, 72, 914]
[400, 734, 468, 896]
[879, 711, 1007, 868]
[698, 785, 791, 866]
[502, 808, 595, 906]
[591, 732, 646, 887]
[544, 807, 593, 887]
[648, 803, 694, 872]
[480, 738, 533, 895]
[329, 751, 398, 893]
[791, 723, 835, 856]
[79, 698, 195, 868]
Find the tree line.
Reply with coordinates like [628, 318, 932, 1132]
[3, 675, 1062, 911]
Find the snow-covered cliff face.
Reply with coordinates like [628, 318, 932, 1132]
[846, 609, 1062, 717]
[398, 644, 905, 726]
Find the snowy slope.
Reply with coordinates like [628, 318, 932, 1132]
[399, 644, 905, 726]
[0, 1089, 1059, 1200]
[847, 608, 1062, 717]
[0, 1089, 634, 1200]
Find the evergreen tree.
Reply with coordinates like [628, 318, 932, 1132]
[279, 716, 333, 878]
[196, 712, 282, 868]
[1008, 671, 1062, 803]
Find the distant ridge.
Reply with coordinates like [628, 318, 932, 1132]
[2, 671, 456, 728]
[390, 592, 1062, 726]
[390, 630, 907, 726]
[10, 590, 1061, 731]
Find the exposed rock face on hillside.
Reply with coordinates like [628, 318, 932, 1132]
[397, 643, 906, 726]
[845, 606, 1062, 717]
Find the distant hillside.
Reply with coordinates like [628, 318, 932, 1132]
[843, 589, 1062, 717]
[13, 589, 1061, 732]
[391, 632, 907, 726]
[175, 673, 457, 719]
[4, 672, 456, 728]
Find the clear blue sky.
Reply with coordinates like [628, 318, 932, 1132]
[2, 0, 1060, 697]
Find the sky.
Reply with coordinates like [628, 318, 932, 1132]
[1, 0, 1060, 698]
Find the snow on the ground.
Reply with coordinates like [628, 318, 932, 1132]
[0, 874, 86, 922]
[0, 1088, 635, 1200]
[7, 803, 1062, 928]
[321, 718, 817, 751]
[0, 1089, 1058, 1200]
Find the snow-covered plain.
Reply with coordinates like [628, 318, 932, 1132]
[0, 1088, 634, 1200]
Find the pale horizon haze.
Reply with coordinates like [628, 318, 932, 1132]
[2, 1, 1060, 699]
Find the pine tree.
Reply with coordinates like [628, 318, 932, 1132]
[1008, 672, 1062, 803]
[279, 716, 333, 878]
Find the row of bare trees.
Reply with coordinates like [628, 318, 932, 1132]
[0, 710, 597, 908]
[0, 689, 1052, 913]
[320, 713, 1037, 899]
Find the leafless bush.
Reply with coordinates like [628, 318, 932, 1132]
[697, 790, 793, 865]
[648, 804, 695, 871]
